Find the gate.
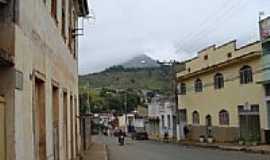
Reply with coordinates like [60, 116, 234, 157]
[238, 105, 261, 142]
[0, 96, 6, 160]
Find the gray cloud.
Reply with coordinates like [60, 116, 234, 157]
[79, 0, 270, 74]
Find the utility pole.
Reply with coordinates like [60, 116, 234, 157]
[125, 92, 128, 133]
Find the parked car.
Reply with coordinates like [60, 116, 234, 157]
[131, 131, 148, 140]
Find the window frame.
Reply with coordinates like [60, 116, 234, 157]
[240, 65, 253, 84]
[214, 73, 224, 89]
[51, 0, 58, 24]
[195, 79, 203, 92]
[178, 83, 186, 95]
[219, 110, 230, 125]
[192, 111, 200, 125]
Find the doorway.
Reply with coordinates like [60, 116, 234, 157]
[179, 109, 187, 139]
[0, 96, 6, 160]
[265, 101, 270, 144]
[63, 92, 68, 159]
[206, 115, 212, 137]
[70, 95, 74, 159]
[52, 86, 60, 160]
[238, 105, 261, 142]
[34, 78, 46, 160]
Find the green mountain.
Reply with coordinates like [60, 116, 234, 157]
[79, 65, 172, 94]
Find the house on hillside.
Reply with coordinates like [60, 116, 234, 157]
[0, 0, 89, 160]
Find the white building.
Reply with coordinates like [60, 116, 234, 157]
[147, 96, 176, 139]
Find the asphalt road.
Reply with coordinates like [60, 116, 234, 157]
[93, 135, 270, 160]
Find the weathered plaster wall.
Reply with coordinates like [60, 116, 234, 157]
[9, 0, 81, 160]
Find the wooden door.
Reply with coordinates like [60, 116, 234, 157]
[35, 79, 46, 160]
[63, 92, 68, 159]
[52, 87, 59, 160]
[70, 96, 74, 159]
[0, 96, 6, 160]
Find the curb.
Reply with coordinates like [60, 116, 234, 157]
[149, 139, 270, 155]
[104, 144, 109, 160]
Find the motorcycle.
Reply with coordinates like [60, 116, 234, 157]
[119, 135, 125, 146]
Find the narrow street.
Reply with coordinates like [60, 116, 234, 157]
[93, 135, 270, 160]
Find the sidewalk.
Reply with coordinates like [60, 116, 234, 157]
[82, 143, 108, 160]
[180, 141, 270, 155]
[149, 137, 270, 155]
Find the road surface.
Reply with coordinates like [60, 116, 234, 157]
[93, 135, 270, 160]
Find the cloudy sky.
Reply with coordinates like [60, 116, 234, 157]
[79, 0, 270, 75]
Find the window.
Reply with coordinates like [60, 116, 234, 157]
[167, 115, 171, 128]
[192, 111, 200, 124]
[204, 55, 208, 60]
[265, 84, 270, 97]
[214, 73, 224, 89]
[240, 65, 253, 84]
[195, 79, 203, 92]
[61, 0, 66, 40]
[227, 52, 232, 58]
[161, 115, 165, 128]
[51, 0, 58, 23]
[178, 83, 186, 95]
[219, 110, 229, 125]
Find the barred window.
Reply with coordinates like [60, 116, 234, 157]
[214, 73, 224, 89]
[195, 79, 203, 92]
[219, 110, 229, 125]
[240, 65, 253, 84]
[192, 111, 200, 124]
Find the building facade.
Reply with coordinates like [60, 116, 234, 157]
[147, 95, 176, 140]
[177, 40, 270, 144]
[0, 0, 89, 160]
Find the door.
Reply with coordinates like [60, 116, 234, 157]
[179, 109, 187, 140]
[52, 86, 59, 160]
[267, 101, 270, 130]
[70, 96, 74, 159]
[0, 96, 6, 160]
[63, 92, 68, 159]
[206, 115, 212, 137]
[265, 101, 270, 144]
[239, 105, 261, 142]
[34, 79, 46, 160]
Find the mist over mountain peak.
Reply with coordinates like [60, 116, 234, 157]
[121, 54, 160, 69]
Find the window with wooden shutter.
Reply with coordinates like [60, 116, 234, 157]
[51, 0, 58, 23]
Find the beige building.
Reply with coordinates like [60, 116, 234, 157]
[177, 40, 270, 144]
[0, 0, 89, 160]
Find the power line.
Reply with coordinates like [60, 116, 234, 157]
[175, 0, 250, 54]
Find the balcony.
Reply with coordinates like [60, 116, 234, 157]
[0, 49, 13, 67]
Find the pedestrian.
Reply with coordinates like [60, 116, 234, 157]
[183, 125, 189, 139]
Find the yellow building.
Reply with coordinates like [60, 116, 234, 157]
[177, 40, 270, 144]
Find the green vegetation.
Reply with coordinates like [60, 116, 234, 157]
[79, 65, 172, 94]
[79, 65, 175, 113]
[79, 87, 143, 114]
